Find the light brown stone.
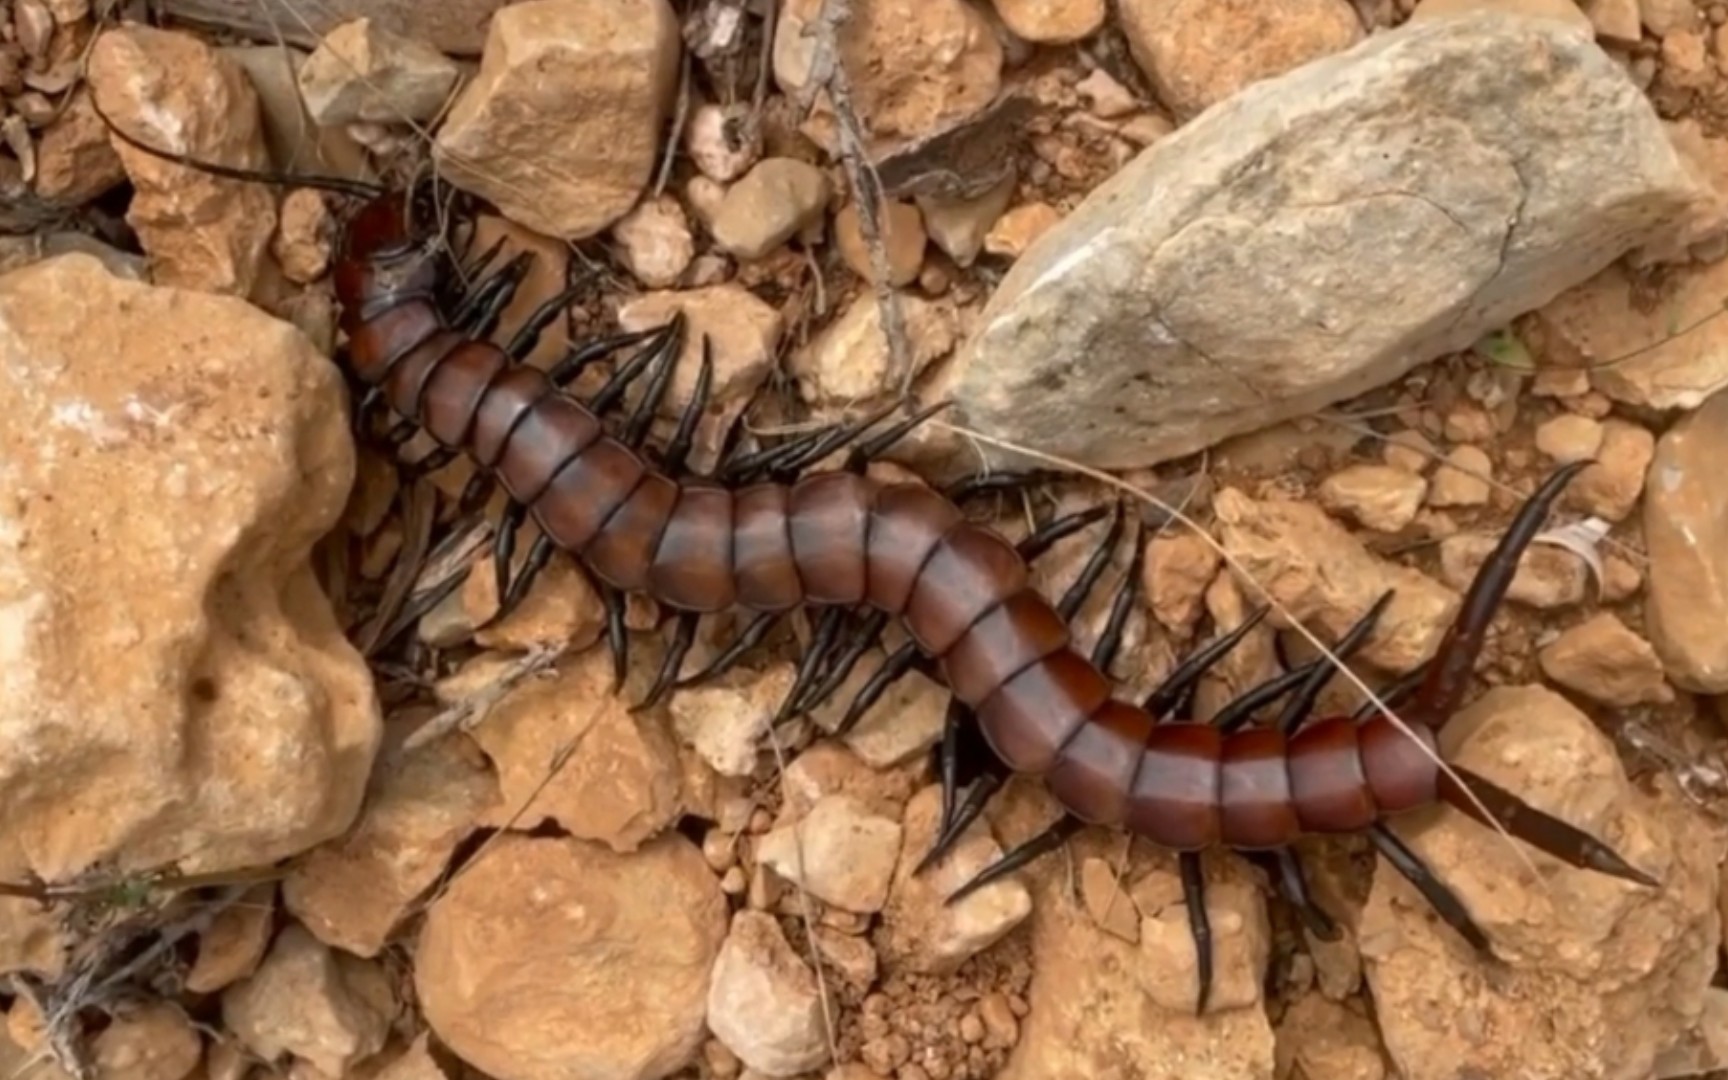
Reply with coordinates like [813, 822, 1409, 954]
[1645, 388, 1728, 692]
[297, 18, 460, 124]
[1538, 611, 1674, 707]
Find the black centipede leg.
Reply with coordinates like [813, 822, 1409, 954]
[622, 322, 686, 449]
[941, 469, 1065, 503]
[1275, 589, 1397, 735]
[450, 251, 532, 334]
[1242, 849, 1338, 941]
[917, 702, 1009, 874]
[792, 609, 892, 718]
[548, 327, 664, 389]
[590, 313, 688, 416]
[1211, 665, 1318, 733]
[843, 399, 953, 474]
[831, 639, 921, 737]
[1437, 765, 1658, 887]
[768, 399, 907, 482]
[674, 610, 781, 689]
[773, 606, 847, 726]
[490, 500, 530, 602]
[457, 472, 498, 518]
[1368, 823, 1494, 956]
[1179, 851, 1215, 1016]
[1349, 662, 1428, 723]
[1090, 520, 1147, 677]
[946, 814, 1085, 905]
[456, 233, 507, 284]
[1141, 607, 1272, 717]
[663, 339, 714, 476]
[401, 446, 459, 480]
[1057, 505, 1127, 621]
[486, 533, 556, 629]
[1015, 505, 1112, 562]
[638, 612, 700, 711]
[503, 283, 584, 361]
[602, 585, 630, 692]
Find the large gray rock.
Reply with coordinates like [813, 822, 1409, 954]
[950, 12, 1709, 470]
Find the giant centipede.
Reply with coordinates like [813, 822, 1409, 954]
[96, 110, 1660, 1014]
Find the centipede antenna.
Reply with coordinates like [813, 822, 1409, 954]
[843, 399, 952, 473]
[1412, 461, 1592, 730]
[1368, 824, 1494, 955]
[663, 339, 714, 475]
[1275, 589, 1396, 736]
[1057, 505, 1125, 621]
[1014, 504, 1112, 562]
[1142, 607, 1271, 718]
[1092, 520, 1147, 677]
[590, 315, 686, 416]
[674, 610, 781, 690]
[89, 92, 388, 199]
[1438, 766, 1659, 888]
[792, 609, 891, 717]
[504, 283, 585, 361]
[945, 815, 1084, 905]
[1179, 852, 1213, 1016]
[638, 612, 700, 711]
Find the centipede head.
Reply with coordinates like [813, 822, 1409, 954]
[332, 182, 451, 329]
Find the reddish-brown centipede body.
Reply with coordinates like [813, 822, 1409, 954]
[86, 96, 1660, 1012]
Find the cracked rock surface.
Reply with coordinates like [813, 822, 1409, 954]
[949, 12, 1709, 470]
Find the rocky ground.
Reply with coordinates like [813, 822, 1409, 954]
[4, 0, 1728, 1079]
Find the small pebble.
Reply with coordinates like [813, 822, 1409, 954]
[984, 202, 1062, 259]
[1428, 446, 1492, 507]
[1535, 413, 1605, 464]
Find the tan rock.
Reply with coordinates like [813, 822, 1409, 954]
[1215, 488, 1458, 673]
[685, 102, 761, 182]
[1642, 0, 1698, 35]
[1534, 413, 1604, 464]
[1117, 0, 1364, 120]
[917, 170, 1017, 268]
[1382, 428, 1437, 474]
[757, 794, 903, 914]
[710, 158, 830, 259]
[669, 665, 787, 777]
[222, 924, 393, 1077]
[1568, 419, 1653, 522]
[273, 189, 334, 284]
[1580, 0, 1643, 42]
[1077, 68, 1140, 119]
[989, 0, 1106, 42]
[448, 647, 682, 852]
[1645, 388, 1728, 692]
[1427, 445, 1492, 507]
[89, 26, 277, 296]
[878, 785, 1032, 974]
[416, 832, 726, 1080]
[790, 292, 960, 406]
[1538, 611, 1674, 707]
[774, 0, 1003, 155]
[86, 1002, 203, 1080]
[983, 202, 1063, 260]
[465, 548, 607, 653]
[284, 734, 499, 956]
[187, 885, 277, 993]
[1646, 117, 1728, 265]
[1411, 0, 1591, 31]
[1276, 995, 1388, 1080]
[1133, 866, 1271, 1015]
[433, 0, 681, 238]
[1319, 463, 1427, 532]
[297, 18, 460, 124]
[1144, 530, 1222, 632]
[0, 254, 377, 883]
[1079, 857, 1140, 943]
[612, 195, 695, 288]
[835, 198, 927, 287]
[32, 90, 125, 204]
[223, 46, 375, 188]
[706, 912, 833, 1077]
[810, 649, 949, 768]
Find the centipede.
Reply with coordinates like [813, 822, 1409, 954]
[96, 104, 1659, 1015]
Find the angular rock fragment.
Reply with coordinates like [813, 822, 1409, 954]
[706, 911, 832, 1077]
[0, 254, 377, 882]
[954, 13, 1710, 470]
[1645, 387, 1728, 692]
[297, 18, 460, 124]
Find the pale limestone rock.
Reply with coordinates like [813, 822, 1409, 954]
[879, 785, 1032, 974]
[284, 734, 499, 956]
[273, 189, 334, 284]
[917, 170, 1017, 268]
[685, 102, 761, 182]
[417, 833, 726, 1080]
[433, 0, 681, 238]
[954, 13, 1710, 471]
[1361, 684, 1716, 1080]
[756, 794, 903, 914]
[1118, 0, 1364, 120]
[835, 198, 927, 287]
[711, 158, 830, 260]
[1538, 611, 1674, 707]
[0, 254, 377, 882]
[222, 924, 394, 1077]
[1568, 419, 1653, 522]
[1427, 445, 1492, 507]
[32, 90, 124, 205]
[297, 18, 460, 124]
[706, 912, 832, 1077]
[1215, 488, 1458, 673]
[989, 0, 1106, 43]
[1318, 464, 1427, 531]
[1534, 413, 1605, 464]
[790, 292, 960, 406]
[89, 26, 277, 296]
[1645, 388, 1728, 692]
[612, 195, 695, 288]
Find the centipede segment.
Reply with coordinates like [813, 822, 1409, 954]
[90, 105, 1663, 1015]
